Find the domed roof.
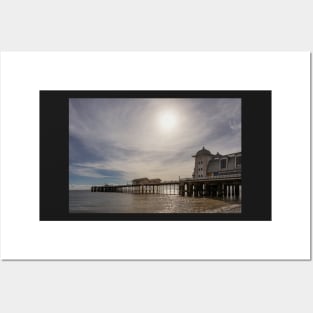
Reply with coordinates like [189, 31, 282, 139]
[196, 146, 212, 156]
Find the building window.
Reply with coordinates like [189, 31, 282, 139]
[236, 156, 241, 168]
[220, 158, 227, 169]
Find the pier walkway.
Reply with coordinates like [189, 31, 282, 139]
[91, 172, 241, 198]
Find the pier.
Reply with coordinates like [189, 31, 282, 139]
[91, 173, 241, 199]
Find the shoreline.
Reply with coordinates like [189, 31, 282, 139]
[69, 191, 241, 214]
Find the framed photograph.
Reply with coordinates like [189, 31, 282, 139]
[40, 90, 271, 221]
[0, 52, 310, 260]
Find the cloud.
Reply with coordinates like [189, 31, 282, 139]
[69, 184, 92, 190]
[69, 164, 114, 178]
[69, 98, 241, 184]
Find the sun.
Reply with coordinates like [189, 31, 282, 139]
[158, 111, 178, 132]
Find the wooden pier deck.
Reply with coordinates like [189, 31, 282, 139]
[91, 172, 242, 198]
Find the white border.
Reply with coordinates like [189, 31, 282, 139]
[0, 52, 310, 260]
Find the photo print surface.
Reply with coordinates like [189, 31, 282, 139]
[40, 90, 271, 221]
[69, 98, 242, 214]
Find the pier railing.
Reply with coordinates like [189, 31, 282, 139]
[185, 173, 241, 182]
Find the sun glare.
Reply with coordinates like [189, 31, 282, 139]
[158, 111, 178, 132]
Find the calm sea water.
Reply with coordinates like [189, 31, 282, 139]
[69, 190, 241, 214]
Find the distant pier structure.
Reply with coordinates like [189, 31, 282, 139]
[91, 147, 242, 198]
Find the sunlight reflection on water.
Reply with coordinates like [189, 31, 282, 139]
[69, 190, 241, 214]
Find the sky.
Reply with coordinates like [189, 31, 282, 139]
[69, 98, 241, 190]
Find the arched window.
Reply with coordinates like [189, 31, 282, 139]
[236, 156, 241, 168]
[220, 158, 227, 170]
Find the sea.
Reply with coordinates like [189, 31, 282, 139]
[69, 190, 241, 214]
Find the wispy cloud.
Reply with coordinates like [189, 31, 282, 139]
[69, 184, 92, 190]
[69, 98, 241, 184]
